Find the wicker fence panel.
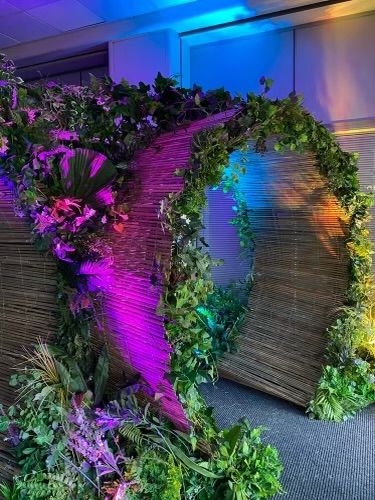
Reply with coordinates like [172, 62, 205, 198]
[0, 113, 351, 477]
[103, 111, 235, 430]
[219, 149, 349, 406]
[0, 177, 57, 479]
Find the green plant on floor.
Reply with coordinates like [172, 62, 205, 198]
[308, 362, 375, 421]
[213, 422, 282, 500]
[3, 344, 282, 499]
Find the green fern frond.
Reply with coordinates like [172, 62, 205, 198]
[119, 423, 144, 447]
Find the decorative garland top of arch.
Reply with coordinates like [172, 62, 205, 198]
[0, 53, 373, 498]
[164, 86, 375, 423]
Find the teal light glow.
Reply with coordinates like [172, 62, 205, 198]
[154, 0, 197, 7]
[184, 18, 292, 46]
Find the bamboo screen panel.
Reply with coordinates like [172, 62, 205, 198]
[0, 178, 57, 479]
[101, 111, 235, 430]
[212, 147, 349, 406]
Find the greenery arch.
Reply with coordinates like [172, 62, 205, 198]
[162, 84, 375, 424]
[0, 55, 373, 499]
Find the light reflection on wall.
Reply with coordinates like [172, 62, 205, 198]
[295, 14, 375, 122]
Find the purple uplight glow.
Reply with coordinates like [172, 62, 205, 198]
[103, 111, 234, 430]
[79, 258, 113, 292]
[92, 185, 114, 207]
[105, 267, 188, 425]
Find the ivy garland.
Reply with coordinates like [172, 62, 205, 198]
[0, 51, 373, 499]
[163, 84, 375, 423]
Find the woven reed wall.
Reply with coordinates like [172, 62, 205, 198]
[218, 147, 349, 406]
[0, 177, 57, 480]
[0, 114, 361, 477]
[102, 111, 235, 430]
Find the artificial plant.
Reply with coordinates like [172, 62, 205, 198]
[0, 49, 373, 500]
[0, 55, 281, 499]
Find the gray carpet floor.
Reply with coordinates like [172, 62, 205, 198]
[201, 379, 375, 500]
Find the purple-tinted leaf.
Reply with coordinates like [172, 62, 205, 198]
[59, 148, 116, 207]
[79, 258, 112, 276]
[96, 464, 114, 477]
[78, 258, 113, 291]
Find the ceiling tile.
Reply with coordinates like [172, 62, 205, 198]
[78, 0, 158, 21]
[0, 0, 20, 15]
[7, 0, 58, 10]
[0, 32, 18, 48]
[0, 12, 60, 42]
[28, 0, 103, 31]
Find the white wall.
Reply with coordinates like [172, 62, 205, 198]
[295, 14, 375, 123]
[109, 30, 179, 84]
[187, 29, 294, 99]
[6, 10, 375, 123]
[185, 12, 375, 123]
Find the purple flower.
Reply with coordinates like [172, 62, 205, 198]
[113, 115, 123, 128]
[22, 107, 38, 124]
[37, 145, 70, 162]
[95, 96, 107, 106]
[50, 129, 79, 141]
[33, 208, 56, 234]
[14, 205, 25, 218]
[67, 406, 123, 475]
[52, 237, 75, 261]
[0, 136, 8, 155]
[94, 413, 119, 431]
[10, 87, 17, 109]
[73, 205, 96, 229]
[5, 423, 20, 447]
[114, 482, 128, 500]
[145, 114, 157, 128]
[0, 80, 8, 87]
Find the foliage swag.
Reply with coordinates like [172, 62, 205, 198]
[0, 51, 373, 499]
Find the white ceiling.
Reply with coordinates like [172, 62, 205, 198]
[0, 0, 197, 48]
[0, 0, 374, 50]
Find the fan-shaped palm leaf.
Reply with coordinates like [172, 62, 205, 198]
[59, 148, 116, 207]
